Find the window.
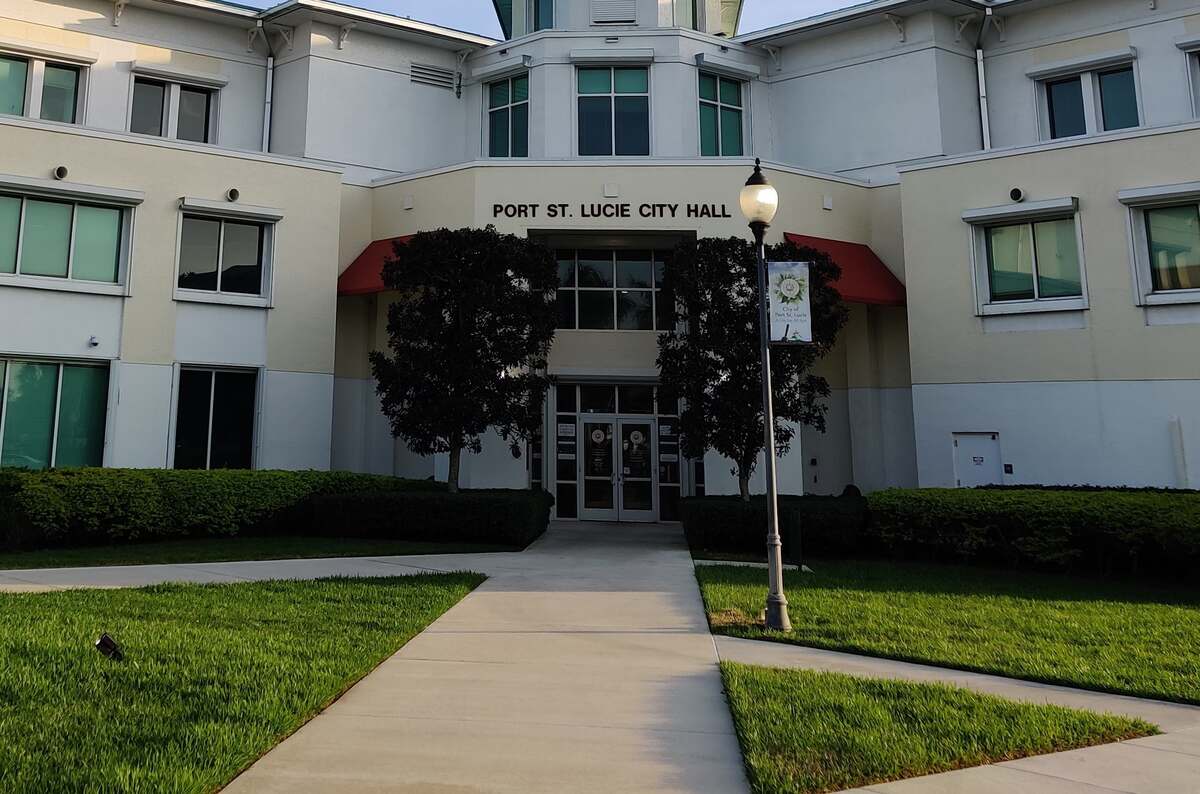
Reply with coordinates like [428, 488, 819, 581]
[985, 218, 1081, 302]
[1144, 205, 1200, 292]
[131, 77, 216, 143]
[0, 194, 125, 284]
[698, 72, 743, 156]
[0, 54, 83, 123]
[0, 360, 108, 469]
[555, 249, 673, 330]
[577, 67, 649, 156]
[177, 215, 266, 296]
[173, 368, 257, 470]
[1042, 64, 1138, 140]
[533, 0, 553, 30]
[487, 74, 529, 158]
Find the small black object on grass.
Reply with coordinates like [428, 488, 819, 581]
[95, 633, 123, 661]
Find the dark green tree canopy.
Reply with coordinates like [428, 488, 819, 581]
[657, 237, 848, 499]
[369, 226, 558, 491]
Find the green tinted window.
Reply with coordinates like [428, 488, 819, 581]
[19, 199, 72, 277]
[720, 107, 743, 156]
[54, 365, 108, 467]
[578, 68, 611, 94]
[489, 107, 509, 157]
[1033, 218, 1082, 298]
[986, 224, 1035, 301]
[1146, 205, 1200, 292]
[489, 80, 509, 109]
[0, 56, 27, 116]
[614, 68, 647, 94]
[719, 77, 741, 106]
[0, 195, 18, 274]
[511, 103, 528, 157]
[513, 75, 529, 102]
[41, 64, 79, 123]
[72, 205, 121, 283]
[1, 362, 58, 470]
[699, 104, 718, 156]
[698, 73, 718, 102]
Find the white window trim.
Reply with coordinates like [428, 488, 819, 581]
[1119, 181, 1200, 308]
[696, 70, 747, 157]
[0, 178, 137, 294]
[0, 48, 89, 126]
[574, 65, 652, 158]
[165, 363, 263, 470]
[172, 200, 279, 308]
[1031, 51, 1142, 142]
[127, 72, 221, 145]
[963, 197, 1089, 316]
[1179, 38, 1200, 119]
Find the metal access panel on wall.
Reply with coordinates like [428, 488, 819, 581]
[952, 432, 1003, 487]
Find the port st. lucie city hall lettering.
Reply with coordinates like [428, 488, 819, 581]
[492, 202, 734, 219]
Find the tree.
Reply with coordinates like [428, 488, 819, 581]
[369, 226, 558, 493]
[657, 237, 848, 500]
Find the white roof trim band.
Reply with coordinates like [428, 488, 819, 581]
[471, 55, 533, 81]
[569, 48, 655, 65]
[0, 173, 143, 205]
[131, 61, 229, 88]
[179, 196, 284, 222]
[1024, 48, 1137, 81]
[694, 53, 761, 79]
[0, 36, 99, 64]
[1118, 181, 1200, 208]
[962, 197, 1078, 225]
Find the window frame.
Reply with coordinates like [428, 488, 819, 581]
[173, 211, 275, 307]
[1034, 61, 1142, 142]
[554, 248, 673, 331]
[166, 364, 262, 471]
[485, 72, 530, 159]
[128, 74, 220, 145]
[0, 49, 88, 125]
[0, 357, 111, 469]
[964, 199, 1088, 316]
[1119, 183, 1200, 308]
[697, 70, 746, 157]
[574, 65, 651, 158]
[0, 191, 132, 294]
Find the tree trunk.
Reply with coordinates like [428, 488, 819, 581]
[447, 442, 462, 494]
[739, 473, 751, 502]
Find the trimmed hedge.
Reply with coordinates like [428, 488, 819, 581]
[0, 468, 443, 551]
[305, 489, 555, 549]
[680, 493, 867, 562]
[681, 487, 1200, 577]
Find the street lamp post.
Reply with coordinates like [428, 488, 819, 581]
[740, 158, 792, 633]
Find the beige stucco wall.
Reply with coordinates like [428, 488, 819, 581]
[900, 126, 1200, 386]
[338, 184, 374, 272]
[0, 121, 343, 374]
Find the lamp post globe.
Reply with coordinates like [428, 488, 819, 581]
[742, 158, 792, 633]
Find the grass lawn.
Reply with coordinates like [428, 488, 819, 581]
[0, 535, 517, 570]
[697, 560, 1200, 704]
[0, 573, 483, 793]
[721, 662, 1155, 794]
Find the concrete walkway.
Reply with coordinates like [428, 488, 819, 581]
[0, 523, 748, 793]
[718, 636, 1200, 794]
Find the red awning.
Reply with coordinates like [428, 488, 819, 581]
[337, 235, 413, 296]
[784, 233, 906, 306]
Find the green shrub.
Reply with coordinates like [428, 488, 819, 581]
[680, 493, 866, 562]
[304, 489, 555, 549]
[0, 468, 444, 551]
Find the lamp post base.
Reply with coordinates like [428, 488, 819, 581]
[765, 595, 792, 632]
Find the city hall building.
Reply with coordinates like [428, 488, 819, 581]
[0, 0, 1198, 521]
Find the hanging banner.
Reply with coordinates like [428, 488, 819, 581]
[767, 261, 813, 343]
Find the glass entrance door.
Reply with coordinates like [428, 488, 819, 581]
[617, 419, 656, 522]
[580, 419, 618, 521]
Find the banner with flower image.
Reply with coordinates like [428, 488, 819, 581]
[767, 261, 813, 343]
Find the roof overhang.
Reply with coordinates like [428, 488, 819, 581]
[735, 0, 983, 46]
[260, 0, 497, 48]
[338, 235, 413, 296]
[784, 233, 906, 306]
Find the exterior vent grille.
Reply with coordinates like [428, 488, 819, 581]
[591, 0, 636, 24]
[410, 63, 456, 89]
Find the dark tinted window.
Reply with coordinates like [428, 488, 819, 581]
[1047, 77, 1085, 139]
[178, 216, 220, 291]
[209, 371, 256, 469]
[177, 86, 212, 143]
[578, 96, 612, 155]
[1099, 68, 1138, 131]
[220, 222, 263, 295]
[614, 96, 649, 156]
[174, 369, 212, 469]
[131, 79, 165, 136]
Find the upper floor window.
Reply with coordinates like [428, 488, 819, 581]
[1043, 65, 1138, 140]
[488, 74, 529, 158]
[532, 0, 553, 31]
[577, 67, 649, 156]
[0, 54, 83, 124]
[0, 193, 125, 284]
[177, 215, 268, 297]
[131, 77, 216, 144]
[698, 72, 743, 156]
[984, 218, 1082, 302]
[555, 249, 673, 330]
[1144, 205, 1200, 292]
